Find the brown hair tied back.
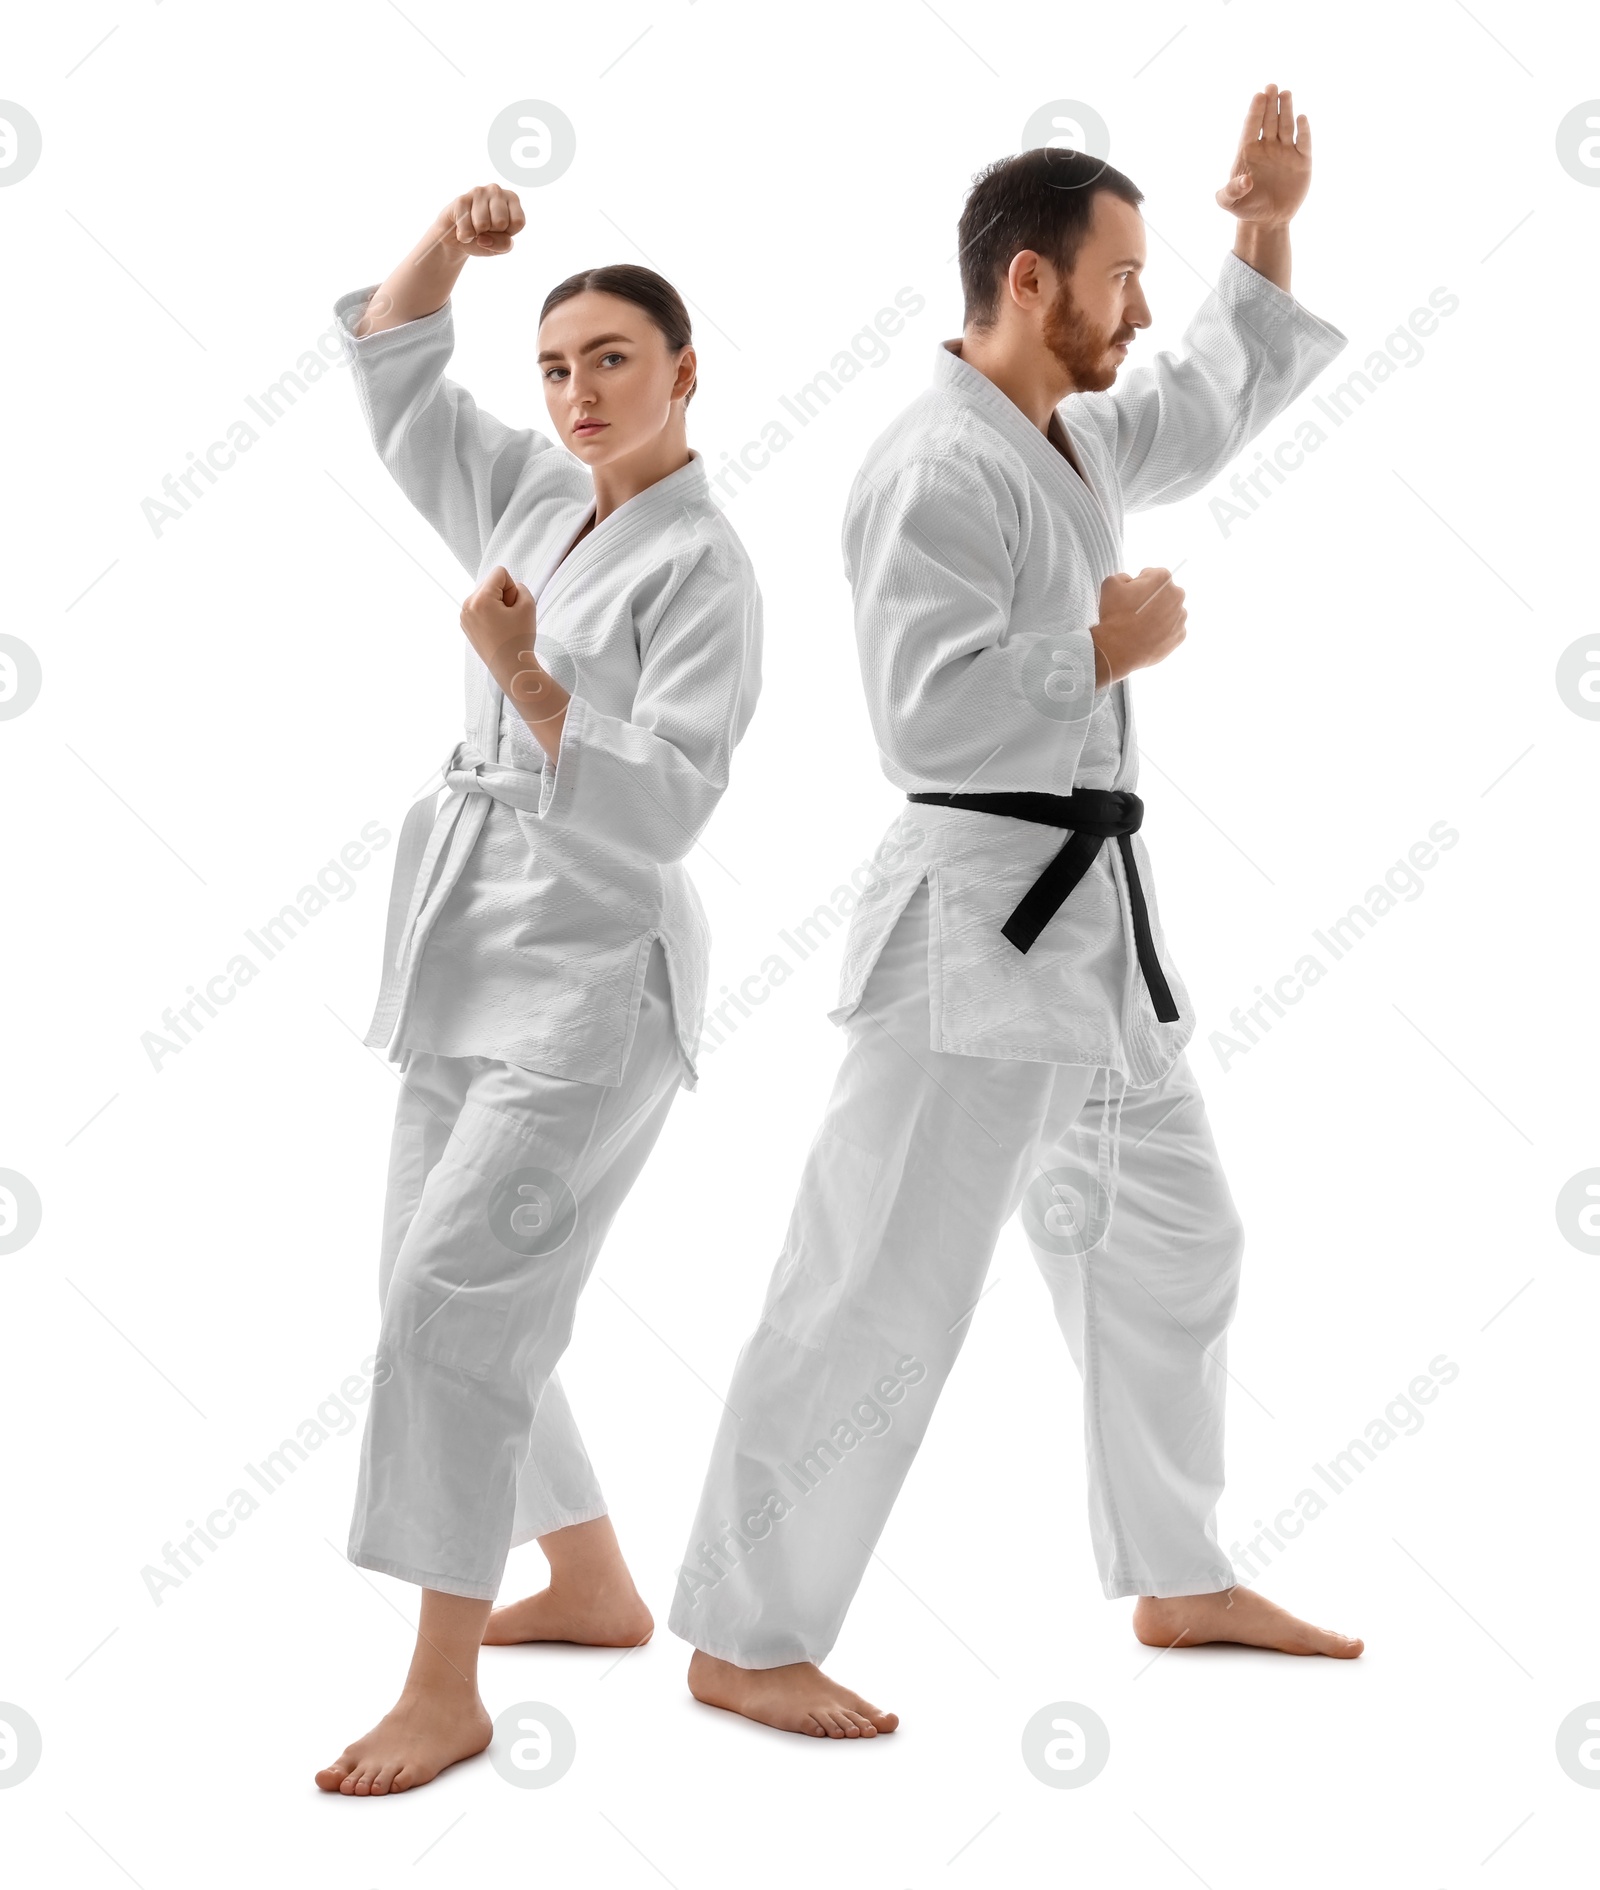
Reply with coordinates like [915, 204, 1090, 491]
[540, 264, 697, 403]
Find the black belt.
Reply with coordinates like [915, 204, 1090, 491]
[906, 788, 1179, 1023]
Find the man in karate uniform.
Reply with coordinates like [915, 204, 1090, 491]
[670, 86, 1362, 1740]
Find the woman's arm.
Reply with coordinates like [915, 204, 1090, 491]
[334, 182, 568, 576]
[460, 546, 763, 868]
[355, 184, 526, 337]
[460, 566, 570, 762]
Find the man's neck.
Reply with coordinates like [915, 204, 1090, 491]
[953, 330, 1072, 435]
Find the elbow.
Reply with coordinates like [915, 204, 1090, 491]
[877, 716, 968, 783]
[614, 786, 723, 868]
[650, 826, 702, 868]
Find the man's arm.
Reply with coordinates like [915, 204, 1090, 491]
[1068, 84, 1344, 512]
[1215, 84, 1311, 293]
[843, 455, 1184, 791]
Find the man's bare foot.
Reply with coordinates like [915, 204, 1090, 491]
[1133, 1586, 1363, 1658]
[483, 1583, 653, 1647]
[314, 1688, 492, 1796]
[687, 1649, 898, 1738]
[483, 1515, 654, 1648]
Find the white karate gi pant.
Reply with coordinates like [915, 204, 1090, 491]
[668, 883, 1243, 1669]
[349, 941, 682, 1599]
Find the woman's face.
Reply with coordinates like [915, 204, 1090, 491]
[537, 290, 694, 469]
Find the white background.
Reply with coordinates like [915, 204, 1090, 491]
[2, 1, 1597, 1883]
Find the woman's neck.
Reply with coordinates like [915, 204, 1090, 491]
[590, 423, 693, 523]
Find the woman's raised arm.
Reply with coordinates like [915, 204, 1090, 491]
[355, 184, 526, 337]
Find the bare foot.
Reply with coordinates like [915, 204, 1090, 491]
[485, 1515, 654, 1649]
[1133, 1586, 1363, 1658]
[483, 1582, 653, 1648]
[315, 1687, 492, 1795]
[688, 1649, 898, 1738]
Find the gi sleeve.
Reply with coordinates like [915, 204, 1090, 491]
[517, 539, 762, 867]
[843, 452, 1100, 787]
[333, 283, 563, 575]
[1069, 250, 1347, 512]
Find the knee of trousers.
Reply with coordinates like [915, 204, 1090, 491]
[1116, 1201, 1246, 1338]
[1188, 1203, 1246, 1324]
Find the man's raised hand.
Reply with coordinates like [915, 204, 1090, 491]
[1215, 84, 1312, 228]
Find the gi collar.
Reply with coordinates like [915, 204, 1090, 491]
[536, 449, 713, 617]
[930, 340, 1119, 569]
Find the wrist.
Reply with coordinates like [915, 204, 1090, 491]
[506, 657, 565, 714]
[1233, 220, 1292, 251]
[1231, 221, 1292, 292]
[417, 218, 470, 276]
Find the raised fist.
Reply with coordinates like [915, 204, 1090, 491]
[434, 184, 527, 258]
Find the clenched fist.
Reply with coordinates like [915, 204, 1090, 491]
[432, 184, 527, 259]
[460, 565, 536, 672]
[458, 567, 571, 761]
[1090, 568, 1187, 686]
[355, 185, 530, 337]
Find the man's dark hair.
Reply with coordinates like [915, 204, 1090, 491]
[958, 147, 1144, 330]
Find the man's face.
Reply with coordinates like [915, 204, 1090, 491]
[1042, 190, 1150, 393]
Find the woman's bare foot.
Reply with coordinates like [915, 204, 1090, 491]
[483, 1515, 654, 1648]
[314, 1687, 492, 1796]
[687, 1649, 898, 1738]
[1133, 1586, 1363, 1658]
[315, 1587, 495, 1797]
[484, 1585, 652, 1647]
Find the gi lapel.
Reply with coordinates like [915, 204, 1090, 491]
[479, 452, 710, 759]
[931, 343, 1121, 580]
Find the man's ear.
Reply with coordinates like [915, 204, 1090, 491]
[1007, 248, 1050, 314]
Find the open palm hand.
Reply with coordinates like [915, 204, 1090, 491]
[1216, 84, 1313, 228]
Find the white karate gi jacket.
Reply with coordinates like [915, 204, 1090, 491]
[833, 251, 1346, 1086]
[333, 286, 763, 1089]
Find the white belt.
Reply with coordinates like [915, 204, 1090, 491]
[363, 738, 546, 1050]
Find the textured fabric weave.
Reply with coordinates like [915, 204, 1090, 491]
[334, 285, 763, 1087]
[832, 250, 1346, 1084]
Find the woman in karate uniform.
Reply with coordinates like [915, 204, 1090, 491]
[315, 185, 762, 1796]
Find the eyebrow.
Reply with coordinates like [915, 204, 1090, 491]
[1108, 257, 1144, 269]
[536, 332, 634, 363]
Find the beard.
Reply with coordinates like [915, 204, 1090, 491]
[1042, 280, 1130, 393]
